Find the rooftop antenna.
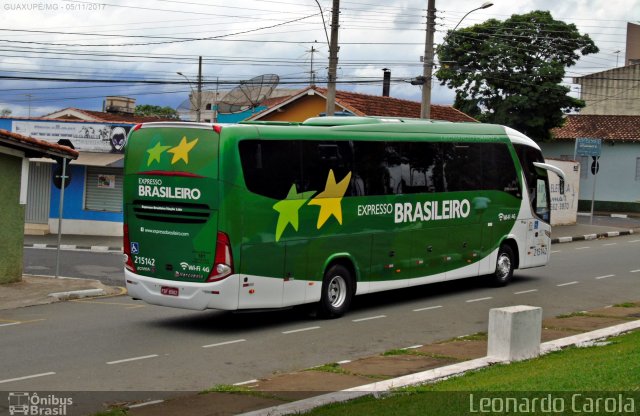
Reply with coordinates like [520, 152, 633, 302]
[217, 74, 279, 114]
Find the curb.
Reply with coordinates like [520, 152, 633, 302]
[24, 244, 123, 252]
[48, 288, 107, 300]
[240, 320, 640, 416]
[551, 229, 634, 244]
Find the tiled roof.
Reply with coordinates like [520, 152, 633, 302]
[551, 115, 640, 143]
[0, 129, 79, 159]
[249, 86, 477, 123]
[314, 87, 477, 122]
[50, 108, 177, 124]
[259, 94, 293, 109]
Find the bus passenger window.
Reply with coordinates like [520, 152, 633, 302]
[535, 177, 550, 222]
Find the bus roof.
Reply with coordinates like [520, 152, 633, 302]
[135, 117, 539, 149]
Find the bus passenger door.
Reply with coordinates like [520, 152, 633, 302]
[238, 243, 284, 309]
[524, 219, 551, 268]
[523, 174, 552, 268]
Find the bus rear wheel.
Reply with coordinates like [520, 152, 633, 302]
[319, 264, 353, 319]
[490, 244, 514, 287]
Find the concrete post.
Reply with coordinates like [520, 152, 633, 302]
[487, 305, 542, 362]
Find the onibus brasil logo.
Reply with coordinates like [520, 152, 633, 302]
[8, 392, 73, 415]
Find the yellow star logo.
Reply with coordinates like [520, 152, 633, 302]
[167, 136, 198, 165]
[146, 142, 171, 166]
[308, 170, 352, 229]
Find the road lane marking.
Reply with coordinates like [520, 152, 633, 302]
[551, 250, 561, 254]
[0, 372, 56, 384]
[514, 289, 538, 295]
[595, 274, 615, 280]
[557, 281, 579, 287]
[575, 247, 590, 250]
[0, 318, 46, 327]
[352, 315, 386, 322]
[233, 379, 258, 386]
[403, 345, 423, 350]
[631, 269, 640, 273]
[466, 297, 492, 303]
[603, 243, 617, 246]
[413, 305, 443, 312]
[106, 354, 159, 365]
[202, 339, 246, 349]
[128, 400, 165, 409]
[337, 360, 352, 364]
[282, 326, 321, 334]
[629, 240, 640, 243]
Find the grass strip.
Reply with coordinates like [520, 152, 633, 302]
[303, 330, 640, 415]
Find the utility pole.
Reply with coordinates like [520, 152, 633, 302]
[420, 0, 436, 119]
[213, 76, 219, 123]
[309, 45, 317, 86]
[326, 0, 340, 116]
[196, 56, 202, 122]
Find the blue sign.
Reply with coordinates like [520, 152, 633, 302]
[131, 242, 139, 254]
[575, 138, 602, 157]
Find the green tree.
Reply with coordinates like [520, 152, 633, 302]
[1, 108, 12, 117]
[435, 10, 598, 141]
[134, 104, 180, 119]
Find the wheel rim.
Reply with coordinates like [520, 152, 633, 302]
[496, 253, 511, 280]
[327, 275, 347, 308]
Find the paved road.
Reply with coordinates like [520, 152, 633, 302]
[4, 235, 639, 397]
[23, 248, 124, 286]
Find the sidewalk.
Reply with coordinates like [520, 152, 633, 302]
[23, 233, 123, 252]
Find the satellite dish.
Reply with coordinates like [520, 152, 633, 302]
[217, 74, 279, 114]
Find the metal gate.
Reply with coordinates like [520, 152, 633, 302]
[85, 166, 123, 212]
[25, 162, 52, 224]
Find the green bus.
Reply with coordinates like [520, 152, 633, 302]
[123, 117, 564, 318]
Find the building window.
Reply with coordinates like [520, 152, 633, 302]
[205, 103, 212, 110]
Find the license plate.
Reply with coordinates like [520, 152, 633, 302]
[161, 286, 179, 296]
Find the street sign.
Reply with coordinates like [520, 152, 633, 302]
[575, 138, 602, 157]
[590, 157, 600, 175]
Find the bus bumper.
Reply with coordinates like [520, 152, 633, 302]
[124, 269, 240, 311]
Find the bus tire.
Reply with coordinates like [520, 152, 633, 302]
[490, 244, 514, 287]
[319, 264, 354, 319]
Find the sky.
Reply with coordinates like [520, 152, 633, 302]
[0, 0, 637, 117]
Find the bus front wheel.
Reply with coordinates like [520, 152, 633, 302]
[319, 264, 353, 319]
[490, 244, 514, 286]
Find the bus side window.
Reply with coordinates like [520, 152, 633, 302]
[484, 143, 520, 197]
[352, 141, 387, 196]
[239, 140, 303, 199]
[301, 141, 354, 195]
